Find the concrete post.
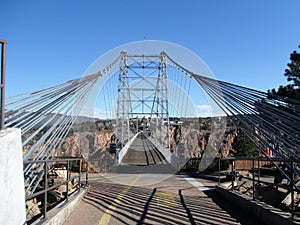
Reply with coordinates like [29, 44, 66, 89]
[0, 128, 26, 225]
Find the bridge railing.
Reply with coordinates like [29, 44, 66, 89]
[24, 157, 88, 223]
[218, 157, 299, 219]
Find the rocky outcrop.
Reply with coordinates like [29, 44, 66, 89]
[23, 117, 237, 172]
[220, 129, 237, 158]
[169, 118, 237, 160]
[59, 131, 114, 158]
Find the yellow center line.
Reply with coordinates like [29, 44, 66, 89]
[98, 175, 141, 225]
[155, 192, 179, 207]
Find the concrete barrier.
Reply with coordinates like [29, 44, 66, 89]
[0, 128, 26, 225]
[216, 185, 300, 225]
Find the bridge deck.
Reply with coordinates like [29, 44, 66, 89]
[121, 133, 166, 166]
[117, 132, 175, 174]
[63, 173, 265, 225]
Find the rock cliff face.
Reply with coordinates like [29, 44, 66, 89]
[58, 130, 115, 172]
[220, 129, 237, 157]
[168, 118, 237, 159]
[60, 131, 114, 158]
[24, 117, 237, 171]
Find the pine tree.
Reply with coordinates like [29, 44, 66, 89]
[232, 129, 259, 157]
[269, 46, 300, 100]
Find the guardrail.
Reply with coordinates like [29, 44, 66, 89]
[24, 157, 89, 222]
[218, 157, 299, 219]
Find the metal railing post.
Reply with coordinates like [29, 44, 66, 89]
[290, 162, 295, 219]
[44, 162, 48, 219]
[231, 159, 235, 191]
[252, 159, 255, 200]
[78, 159, 81, 192]
[66, 160, 69, 202]
[0, 40, 7, 130]
[257, 158, 260, 184]
[218, 157, 221, 185]
[86, 161, 88, 186]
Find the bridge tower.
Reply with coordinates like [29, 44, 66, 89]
[115, 52, 170, 149]
[116, 52, 131, 147]
[151, 52, 170, 147]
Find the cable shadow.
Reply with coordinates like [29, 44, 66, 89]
[137, 188, 156, 225]
[204, 189, 267, 225]
[65, 176, 266, 225]
[179, 189, 196, 225]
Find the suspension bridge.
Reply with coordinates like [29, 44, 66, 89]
[1, 40, 300, 224]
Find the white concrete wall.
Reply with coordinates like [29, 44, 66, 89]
[0, 128, 26, 225]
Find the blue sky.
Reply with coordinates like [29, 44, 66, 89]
[1, 0, 300, 99]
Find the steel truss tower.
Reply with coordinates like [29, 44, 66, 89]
[115, 52, 170, 149]
[152, 52, 170, 147]
[116, 52, 131, 147]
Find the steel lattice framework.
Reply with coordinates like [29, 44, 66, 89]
[115, 52, 170, 148]
[116, 52, 131, 147]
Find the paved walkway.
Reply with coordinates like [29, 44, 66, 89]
[63, 173, 264, 225]
[121, 133, 166, 166]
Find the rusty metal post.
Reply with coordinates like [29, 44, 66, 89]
[0, 40, 7, 130]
